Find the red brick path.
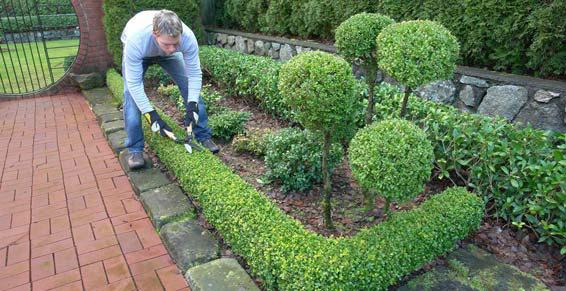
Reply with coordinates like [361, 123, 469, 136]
[0, 94, 188, 290]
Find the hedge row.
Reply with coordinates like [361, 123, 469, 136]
[216, 0, 565, 77]
[200, 46, 566, 250]
[1, 0, 75, 16]
[102, 0, 204, 66]
[0, 15, 77, 33]
[106, 64, 483, 289]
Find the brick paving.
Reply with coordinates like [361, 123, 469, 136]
[0, 94, 188, 290]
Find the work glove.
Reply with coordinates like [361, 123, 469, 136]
[144, 110, 176, 140]
[184, 101, 199, 129]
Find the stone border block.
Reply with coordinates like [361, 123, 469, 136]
[118, 149, 153, 172]
[161, 220, 219, 272]
[107, 130, 127, 153]
[101, 120, 124, 135]
[140, 184, 195, 230]
[185, 258, 259, 291]
[128, 168, 171, 195]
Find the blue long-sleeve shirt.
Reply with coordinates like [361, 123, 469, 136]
[120, 10, 202, 114]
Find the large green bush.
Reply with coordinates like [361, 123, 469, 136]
[199, 47, 566, 251]
[0, 15, 77, 33]
[376, 20, 459, 116]
[220, 0, 565, 78]
[349, 119, 434, 204]
[264, 128, 343, 192]
[102, 0, 203, 66]
[209, 110, 250, 140]
[107, 67, 484, 289]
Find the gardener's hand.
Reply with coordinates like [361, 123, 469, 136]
[144, 110, 176, 140]
[184, 101, 199, 128]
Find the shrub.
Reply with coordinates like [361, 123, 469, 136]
[335, 12, 395, 124]
[144, 65, 173, 86]
[105, 68, 124, 106]
[106, 73, 484, 289]
[209, 110, 250, 140]
[349, 119, 434, 206]
[63, 55, 75, 71]
[231, 127, 272, 156]
[278, 51, 357, 228]
[264, 128, 343, 192]
[200, 47, 565, 250]
[376, 20, 459, 116]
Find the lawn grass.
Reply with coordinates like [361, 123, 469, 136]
[0, 38, 79, 94]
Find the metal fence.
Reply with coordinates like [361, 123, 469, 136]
[0, 0, 80, 96]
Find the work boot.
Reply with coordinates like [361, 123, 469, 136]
[200, 139, 220, 154]
[127, 152, 145, 170]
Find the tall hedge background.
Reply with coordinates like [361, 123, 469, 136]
[102, 0, 204, 66]
[214, 0, 565, 78]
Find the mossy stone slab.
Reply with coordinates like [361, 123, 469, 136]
[83, 87, 113, 105]
[128, 168, 171, 195]
[118, 149, 153, 172]
[107, 130, 127, 153]
[185, 258, 259, 291]
[99, 112, 123, 124]
[101, 120, 124, 135]
[92, 103, 119, 118]
[160, 219, 219, 272]
[141, 184, 195, 230]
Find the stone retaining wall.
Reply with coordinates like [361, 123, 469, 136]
[206, 28, 566, 133]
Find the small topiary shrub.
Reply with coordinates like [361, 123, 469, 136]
[349, 119, 434, 210]
[335, 13, 395, 125]
[144, 65, 173, 86]
[376, 20, 459, 117]
[231, 127, 273, 156]
[209, 110, 250, 140]
[264, 128, 343, 192]
[278, 51, 357, 228]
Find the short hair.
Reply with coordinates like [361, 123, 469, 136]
[153, 10, 183, 37]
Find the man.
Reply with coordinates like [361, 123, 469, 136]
[121, 9, 219, 170]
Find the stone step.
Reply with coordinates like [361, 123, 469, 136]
[140, 184, 195, 230]
[128, 168, 171, 195]
[398, 244, 548, 291]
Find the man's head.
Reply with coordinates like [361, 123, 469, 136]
[152, 10, 182, 55]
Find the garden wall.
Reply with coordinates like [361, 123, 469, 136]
[206, 28, 566, 133]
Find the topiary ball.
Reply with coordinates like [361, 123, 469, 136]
[376, 20, 459, 89]
[349, 118, 434, 203]
[278, 51, 356, 139]
[335, 13, 395, 63]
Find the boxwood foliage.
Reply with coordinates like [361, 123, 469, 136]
[264, 128, 343, 192]
[108, 66, 484, 288]
[209, 110, 251, 140]
[198, 47, 565, 250]
[349, 119, 434, 204]
[376, 20, 459, 116]
[335, 12, 395, 124]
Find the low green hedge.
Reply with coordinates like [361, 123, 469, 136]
[107, 69, 483, 289]
[106, 68, 124, 106]
[0, 15, 77, 33]
[200, 46, 566, 251]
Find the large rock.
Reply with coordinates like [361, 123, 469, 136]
[460, 75, 489, 88]
[235, 36, 247, 53]
[246, 39, 255, 54]
[217, 33, 227, 45]
[227, 35, 235, 46]
[128, 168, 171, 195]
[140, 184, 195, 230]
[268, 48, 279, 59]
[254, 40, 266, 56]
[417, 80, 456, 104]
[279, 44, 294, 61]
[514, 102, 564, 132]
[477, 85, 528, 121]
[399, 244, 548, 291]
[161, 220, 219, 272]
[185, 258, 259, 291]
[71, 72, 105, 90]
[459, 85, 483, 107]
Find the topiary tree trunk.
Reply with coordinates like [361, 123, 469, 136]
[364, 64, 379, 124]
[321, 131, 334, 230]
[400, 89, 411, 118]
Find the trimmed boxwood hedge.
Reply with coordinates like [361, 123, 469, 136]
[107, 66, 484, 289]
[199, 46, 566, 251]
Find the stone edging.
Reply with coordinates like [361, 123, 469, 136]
[205, 28, 566, 133]
[82, 87, 259, 291]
